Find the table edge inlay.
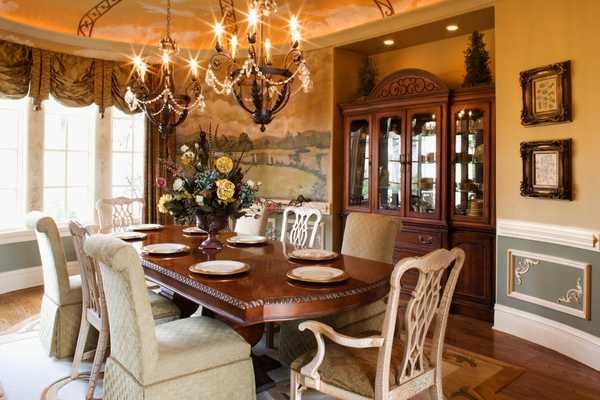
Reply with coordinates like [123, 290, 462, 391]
[142, 258, 390, 310]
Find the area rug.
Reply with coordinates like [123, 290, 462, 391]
[0, 317, 523, 400]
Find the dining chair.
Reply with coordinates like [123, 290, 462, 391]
[84, 234, 256, 400]
[69, 221, 181, 399]
[279, 212, 401, 365]
[235, 204, 268, 236]
[25, 211, 83, 358]
[96, 197, 144, 230]
[290, 248, 465, 400]
[280, 206, 322, 248]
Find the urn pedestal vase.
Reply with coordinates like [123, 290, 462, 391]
[196, 214, 229, 250]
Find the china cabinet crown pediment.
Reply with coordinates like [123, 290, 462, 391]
[340, 69, 495, 321]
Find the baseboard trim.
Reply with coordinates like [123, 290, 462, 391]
[494, 304, 600, 371]
[0, 261, 80, 295]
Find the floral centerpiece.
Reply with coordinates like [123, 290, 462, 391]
[157, 129, 260, 249]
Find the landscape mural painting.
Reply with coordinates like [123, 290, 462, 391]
[176, 48, 333, 202]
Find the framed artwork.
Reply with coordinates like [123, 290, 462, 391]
[520, 139, 572, 200]
[520, 61, 571, 126]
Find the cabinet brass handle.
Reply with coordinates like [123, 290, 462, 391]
[418, 235, 433, 245]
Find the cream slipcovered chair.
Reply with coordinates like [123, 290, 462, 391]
[235, 204, 268, 236]
[25, 211, 84, 358]
[96, 197, 144, 230]
[70, 221, 181, 399]
[84, 235, 256, 400]
[279, 213, 400, 365]
[291, 248, 465, 400]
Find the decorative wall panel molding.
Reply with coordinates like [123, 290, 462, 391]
[494, 304, 600, 371]
[498, 218, 600, 252]
[507, 249, 590, 319]
[0, 261, 79, 294]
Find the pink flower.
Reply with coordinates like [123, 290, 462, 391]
[155, 177, 167, 188]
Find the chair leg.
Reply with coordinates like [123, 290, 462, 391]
[427, 384, 445, 400]
[71, 314, 91, 379]
[86, 328, 109, 400]
[290, 371, 303, 400]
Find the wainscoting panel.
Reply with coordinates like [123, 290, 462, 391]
[507, 249, 590, 319]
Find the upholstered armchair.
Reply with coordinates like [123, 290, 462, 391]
[291, 248, 465, 400]
[26, 211, 83, 358]
[84, 235, 256, 400]
[279, 213, 400, 365]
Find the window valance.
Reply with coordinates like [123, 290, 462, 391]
[0, 39, 144, 116]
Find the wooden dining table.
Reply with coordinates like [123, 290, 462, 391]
[124, 224, 394, 390]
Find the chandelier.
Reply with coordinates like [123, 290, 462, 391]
[125, 0, 206, 137]
[205, 0, 312, 131]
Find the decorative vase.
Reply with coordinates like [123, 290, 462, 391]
[195, 213, 229, 250]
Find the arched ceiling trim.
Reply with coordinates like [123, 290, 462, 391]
[0, 0, 494, 61]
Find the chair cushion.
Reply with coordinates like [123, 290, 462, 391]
[148, 291, 181, 320]
[149, 316, 251, 384]
[291, 337, 430, 398]
[63, 274, 83, 305]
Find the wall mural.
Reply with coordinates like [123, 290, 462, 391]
[176, 47, 333, 202]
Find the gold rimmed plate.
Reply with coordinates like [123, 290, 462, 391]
[189, 260, 250, 276]
[111, 231, 147, 241]
[128, 223, 162, 231]
[287, 266, 349, 284]
[288, 248, 339, 261]
[141, 243, 190, 255]
[182, 226, 207, 235]
[226, 235, 268, 245]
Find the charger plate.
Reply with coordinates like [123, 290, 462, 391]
[111, 231, 147, 240]
[227, 235, 268, 245]
[142, 243, 190, 255]
[129, 224, 162, 231]
[288, 248, 338, 261]
[287, 266, 349, 283]
[189, 260, 250, 276]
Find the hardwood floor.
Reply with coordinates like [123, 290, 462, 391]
[1, 286, 599, 399]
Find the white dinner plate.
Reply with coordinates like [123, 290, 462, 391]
[111, 231, 147, 240]
[289, 248, 339, 261]
[128, 224, 162, 231]
[287, 266, 348, 283]
[227, 235, 267, 245]
[142, 243, 190, 255]
[189, 260, 250, 276]
[183, 226, 206, 234]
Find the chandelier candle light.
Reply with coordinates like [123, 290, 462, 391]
[205, 0, 312, 131]
[125, 0, 206, 137]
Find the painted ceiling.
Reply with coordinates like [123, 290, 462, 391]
[0, 0, 445, 50]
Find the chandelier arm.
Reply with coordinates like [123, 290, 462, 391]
[270, 83, 291, 115]
[232, 85, 257, 115]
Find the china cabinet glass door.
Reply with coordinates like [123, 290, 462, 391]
[452, 104, 489, 222]
[377, 115, 403, 212]
[347, 118, 370, 209]
[408, 110, 439, 217]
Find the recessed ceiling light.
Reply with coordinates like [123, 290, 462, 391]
[383, 39, 395, 46]
[446, 24, 459, 32]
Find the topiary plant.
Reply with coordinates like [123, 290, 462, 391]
[463, 31, 493, 87]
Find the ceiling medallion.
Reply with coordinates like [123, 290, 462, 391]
[125, 0, 205, 137]
[205, 0, 312, 131]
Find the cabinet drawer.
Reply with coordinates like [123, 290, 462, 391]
[396, 230, 442, 251]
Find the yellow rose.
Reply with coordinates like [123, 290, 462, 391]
[215, 156, 234, 174]
[157, 194, 173, 214]
[181, 151, 195, 166]
[216, 179, 236, 202]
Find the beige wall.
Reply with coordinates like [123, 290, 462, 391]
[371, 29, 495, 89]
[496, 0, 600, 229]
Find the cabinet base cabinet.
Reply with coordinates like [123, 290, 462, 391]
[394, 227, 495, 322]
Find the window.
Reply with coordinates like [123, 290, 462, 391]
[43, 97, 96, 222]
[0, 98, 27, 230]
[111, 107, 145, 199]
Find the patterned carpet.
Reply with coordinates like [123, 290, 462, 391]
[0, 316, 524, 400]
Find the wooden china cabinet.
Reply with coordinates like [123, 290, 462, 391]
[340, 69, 495, 321]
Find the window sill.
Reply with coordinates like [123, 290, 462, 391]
[0, 225, 72, 246]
